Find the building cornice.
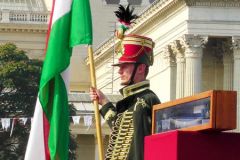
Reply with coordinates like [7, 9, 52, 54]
[184, 0, 240, 7]
[0, 23, 47, 33]
[92, 0, 240, 64]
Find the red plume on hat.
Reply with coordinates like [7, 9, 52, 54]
[114, 5, 155, 66]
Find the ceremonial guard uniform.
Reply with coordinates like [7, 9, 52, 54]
[99, 5, 160, 160]
[100, 80, 160, 160]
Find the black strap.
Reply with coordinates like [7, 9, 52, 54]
[128, 63, 139, 85]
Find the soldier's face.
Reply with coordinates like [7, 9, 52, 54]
[118, 63, 135, 85]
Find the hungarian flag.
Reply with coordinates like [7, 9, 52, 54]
[24, 0, 92, 159]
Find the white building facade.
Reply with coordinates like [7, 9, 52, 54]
[93, 0, 240, 132]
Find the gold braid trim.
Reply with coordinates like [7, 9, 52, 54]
[105, 113, 123, 160]
[123, 36, 154, 48]
[122, 80, 150, 98]
[122, 40, 153, 49]
[104, 109, 117, 121]
[110, 111, 134, 160]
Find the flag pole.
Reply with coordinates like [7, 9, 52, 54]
[88, 45, 104, 160]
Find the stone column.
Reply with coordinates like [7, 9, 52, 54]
[171, 40, 185, 99]
[161, 45, 176, 100]
[223, 39, 233, 90]
[232, 36, 240, 131]
[180, 34, 207, 97]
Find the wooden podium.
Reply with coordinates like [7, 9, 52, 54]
[144, 130, 240, 160]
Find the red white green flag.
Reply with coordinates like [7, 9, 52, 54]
[25, 0, 92, 159]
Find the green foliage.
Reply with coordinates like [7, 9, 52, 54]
[0, 122, 30, 160]
[0, 43, 42, 159]
[69, 103, 78, 160]
[0, 43, 78, 159]
[0, 43, 42, 117]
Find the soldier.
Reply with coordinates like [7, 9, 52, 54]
[90, 5, 160, 160]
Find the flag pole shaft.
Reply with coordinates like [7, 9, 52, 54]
[88, 45, 104, 160]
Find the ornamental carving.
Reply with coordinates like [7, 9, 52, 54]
[160, 45, 176, 64]
[179, 34, 208, 58]
[170, 40, 185, 56]
[180, 34, 207, 48]
[232, 37, 240, 59]
[232, 37, 240, 50]
[170, 40, 185, 63]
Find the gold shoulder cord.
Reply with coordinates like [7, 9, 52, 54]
[134, 98, 147, 111]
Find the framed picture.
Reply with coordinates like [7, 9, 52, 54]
[152, 90, 237, 134]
